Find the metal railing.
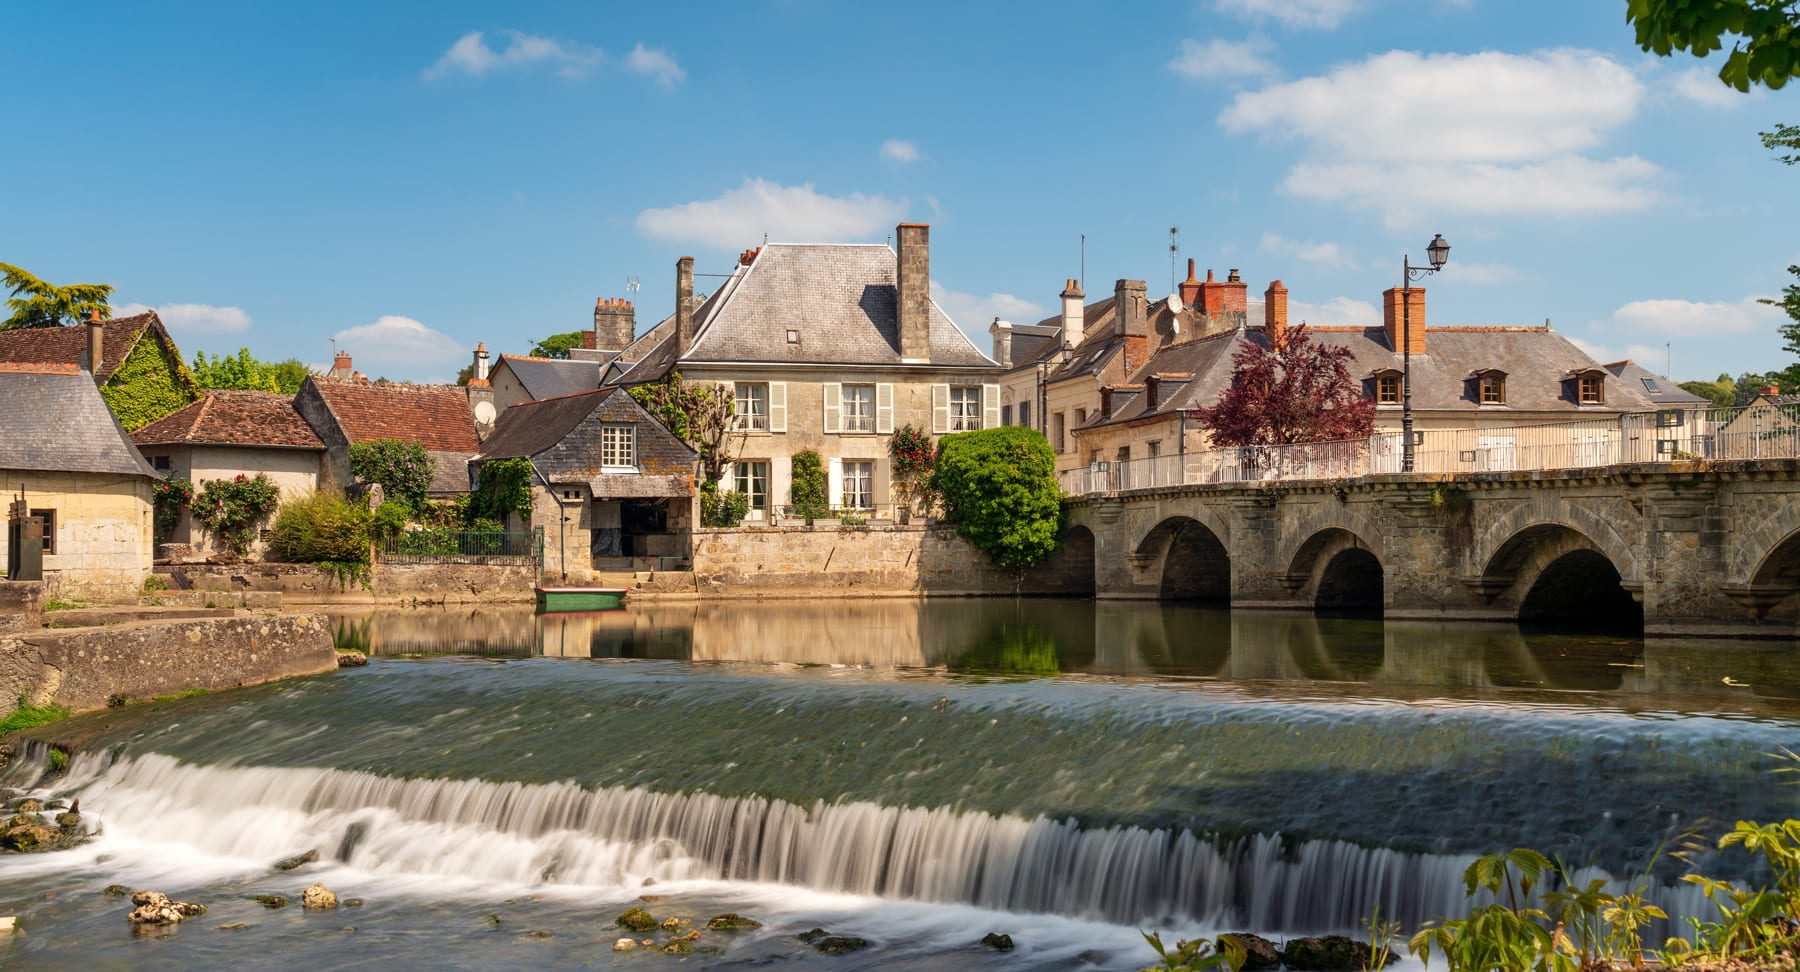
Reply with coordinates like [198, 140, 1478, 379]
[1059, 403, 1800, 495]
[375, 527, 543, 566]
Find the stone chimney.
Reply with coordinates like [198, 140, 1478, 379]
[989, 318, 1012, 369]
[1060, 279, 1086, 349]
[1116, 278, 1149, 374]
[330, 350, 353, 380]
[1178, 260, 1202, 311]
[472, 343, 491, 384]
[1099, 386, 1114, 419]
[592, 297, 636, 352]
[1265, 280, 1289, 352]
[676, 256, 695, 359]
[1382, 286, 1427, 355]
[896, 223, 931, 362]
[85, 309, 104, 380]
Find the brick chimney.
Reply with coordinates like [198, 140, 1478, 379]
[472, 342, 490, 384]
[1178, 260, 1202, 311]
[896, 223, 931, 362]
[1265, 280, 1289, 352]
[330, 350, 353, 380]
[592, 297, 635, 352]
[1060, 279, 1085, 349]
[989, 317, 1012, 369]
[676, 256, 695, 359]
[1116, 278, 1148, 374]
[85, 309, 104, 380]
[1195, 268, 1249, 319]
[1382, 286, 1427, 355]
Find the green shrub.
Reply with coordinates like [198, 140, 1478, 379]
[470, 457, 533, 523]
[932, 427, 1062, 570]
[701, 485, 750, 527]
[348, 439, 435, 512]
[0, 699, 69, 736]
[790, 450, 829, 522]
[269, 492, 373, 565]
[192, 473, 281, 554]
[371, 501, 409, 541]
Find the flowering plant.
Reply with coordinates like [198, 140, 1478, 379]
[191, 473, 281, 554]
[889, 424, 936, 515]
[152, 475, 194, 540]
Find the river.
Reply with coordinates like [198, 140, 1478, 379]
[2, 598, 1799, 969]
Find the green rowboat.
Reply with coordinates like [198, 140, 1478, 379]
[535, 586, 628, 612]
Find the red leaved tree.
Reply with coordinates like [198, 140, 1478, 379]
[1197, 325, 1375, 446]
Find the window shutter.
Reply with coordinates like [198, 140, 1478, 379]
[827, 458, 843, 511]
[822, 382, 842, 434]
[768, 381, 787, 433]
[873, 456, 891, 507]
[875, 383, 894, 434]
[982, 384, 1001, 430]
[931, 384, 950, 434]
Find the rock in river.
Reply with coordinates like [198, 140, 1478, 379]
[274, 849, 319, 871]
[616, 907, 658, 932]
[301, 883, 338, 910]
[706, 913, 761, 931]
[127, 891, 206, 925]
[1282, 934, 1373, 971]
[980, 932, 1015, 951]
[1220, 933, 1282, 970]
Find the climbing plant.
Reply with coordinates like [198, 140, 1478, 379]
[151, 475, 193, 541]
[789, 449, 829, 522]
[99, 334, 202, 431]
[889, 423, 936, 515]
[470, 457, 534, 522]
[191, 474, 281, 555]
[629, 372, 735, 482]
[347, 439, 436, 513]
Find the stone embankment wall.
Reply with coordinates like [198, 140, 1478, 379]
[0, 582, 42, 633]
[652, 524, 1093, 598]
[158, 562, 537, 604]
[0, 614, 336, 716]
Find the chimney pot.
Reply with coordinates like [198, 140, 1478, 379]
[1185, 259, 1197, 282]
[85, 312, 104, 378]
[1207, 269, 1215, 282]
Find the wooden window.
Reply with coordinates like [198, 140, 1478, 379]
[29, 508, 55, 555]
[1019, 401, 1031, 429]
[841, 384, 875, 432]
[841, 460, 873, 510]
[1579, 374, 1604, 404]
[1377, 375, 1400, 404]
[1053, 412, 1066, 452]
[948, 386, 982, 431]
[733, 383, 770, 431]
[1001, 404, 1013, 426]
[601, 424, 636, 468]
[733, 461, 768, 513]
[150, 455, 171, 471]
[1479, 375, 1506, 405]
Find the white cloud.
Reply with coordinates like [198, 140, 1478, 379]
[880, 139, 921, 163]
[1221, 49, 1659, 221]
[115, 301, 251, 333]
[1568, 337, 1669, 369]
[1259, 232, 1356, 269]
[931, 279, 1045, 331]
[635, 178, 908, 247]
[331, 316, 467, 378]
[424, 30, 603, 80]
[1608, 296, 1784, 337]
[1289, 296, 1379, 324]
[624, 43, 685, 86]
[1217, 0, 1359, 29]
[1168, 38, 1277, 80]
[1445, 261, 1521, 285]
[1670, 67, 1758, 107]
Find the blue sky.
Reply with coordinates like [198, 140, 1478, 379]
[9, 0, 1797, 383]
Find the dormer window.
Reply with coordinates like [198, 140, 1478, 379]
[1368, 369, 1403, 405]
[1579, 374, 1604, 404]
[1469, 369, 1508, 405]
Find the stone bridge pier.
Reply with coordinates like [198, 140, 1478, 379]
[1065, 461, 1800, 637]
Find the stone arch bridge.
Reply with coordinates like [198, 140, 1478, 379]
[1061, 460, 1800, 636]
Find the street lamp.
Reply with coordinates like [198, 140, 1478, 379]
[1401, 233, 1450, 473]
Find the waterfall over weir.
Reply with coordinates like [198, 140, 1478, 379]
[64, 751, 1699, 934]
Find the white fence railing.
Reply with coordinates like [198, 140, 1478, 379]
[1059, 404, 1800, 495]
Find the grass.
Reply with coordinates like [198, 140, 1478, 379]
[0, 699, 70, 736]
[40, 599, 85, 612]
[151, 689, 208, 703]
[141, 575, 170, 593]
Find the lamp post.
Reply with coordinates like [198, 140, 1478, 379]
[1401, 233, 1451, 473]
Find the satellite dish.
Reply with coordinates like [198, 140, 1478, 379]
[1168, 293, 1185, 314]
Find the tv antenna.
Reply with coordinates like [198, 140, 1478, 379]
[625, 276, 640, 296]
[1169, 226, 1180, 293]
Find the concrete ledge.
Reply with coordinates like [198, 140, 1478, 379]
[0, 614, 336, 715]
[159, 563, 536, 604]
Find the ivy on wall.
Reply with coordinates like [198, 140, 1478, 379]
[100, 334, 202, 431]
[471, 457, 534, 522]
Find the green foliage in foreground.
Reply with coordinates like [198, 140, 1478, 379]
[0, 699, 70, 736]
[1139, 931, 1244, 972]
[932, 427, 1062, 571]
[269, 492, 372, 568]
[1626, 0, 1800, 92]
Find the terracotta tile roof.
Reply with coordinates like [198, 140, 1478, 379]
[0, 312, 170, 381]
[311, 379, 479, 452]
[132, 390, 323, 449]
[0, 362, 79, 375]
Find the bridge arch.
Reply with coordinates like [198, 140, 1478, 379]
[1476, 522, 1641, 631]
[1472, 504, 1639, 589]
[1024, 524, 1096, 596]
[1285, 528, 1384, 614]
[1135, 515, 1231, 601]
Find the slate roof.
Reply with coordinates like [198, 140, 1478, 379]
[677, 244, 995, 369]
[0, 312, 180, 383]
[1006, 323, 1063, 369]
[132, 390, 323, 450]
[427, 452, 474, 494]
[1603, 359, 1708, 406]
[0, 363, 158, 477]
[308, 379, 480, 452]
[495, 355, 602, 401]
[478, 388, 618, 461]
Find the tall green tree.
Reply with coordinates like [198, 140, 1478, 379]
[190, 348, 309, 394]
[528, 331, 586, 359]
[0, 263, 113, 330]
[1626, 0, 1800, 91]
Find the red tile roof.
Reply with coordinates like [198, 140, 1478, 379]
[0, 312, 170, 381]
[0, 362, 80, 375]
[132, 390, 323, 449]
[311, 379, 479, 452]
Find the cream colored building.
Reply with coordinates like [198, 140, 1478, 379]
[1, 362, 157, 599]
[617, 224, 1001, 521]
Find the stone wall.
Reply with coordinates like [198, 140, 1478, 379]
[0, 470, 153, 601]
[0, 613, 336, 716]
[0, 581, 41, 633]
[159, 561, 537, 603]
[671, 523, 1092, 598]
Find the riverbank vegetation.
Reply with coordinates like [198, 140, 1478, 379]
[932, 427, 1061, 570]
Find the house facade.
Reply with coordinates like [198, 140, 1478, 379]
[617, 224, 1001, 521]
[475, 387, 697, 578]
[0, 362, 158, 599]
[0, 310, 200, 430]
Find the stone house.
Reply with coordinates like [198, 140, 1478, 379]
[131, 390, 326, 555]
[0, 310, 200, 430]
[616, 224, 1001, 521]
[292, 365, 482, 499]
[0, 362, 158, 599]
[474, 387, 697, 578]
[487, 353, 603, 411]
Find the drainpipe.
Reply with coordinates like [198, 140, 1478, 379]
[529, 459, 567, 583]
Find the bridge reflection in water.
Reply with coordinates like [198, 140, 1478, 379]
[323, 600, 1800, 710]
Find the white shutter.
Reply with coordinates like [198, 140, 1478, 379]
[982, 384, 1000, 430]
[827, 458, 844, 512]
[931, 384, 950, 435]
[822, 382, 842, 434]
[874, 456, 892, 507]
[768, 381, 787, 433]
[727, 382, 739, 431]
[875, 383, 894, 434]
